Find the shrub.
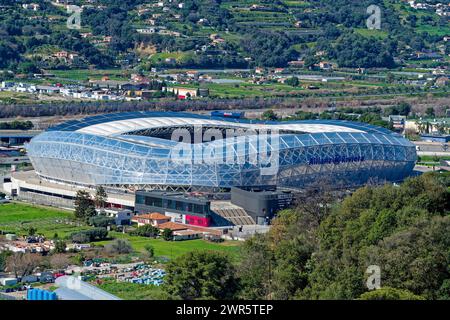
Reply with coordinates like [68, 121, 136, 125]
[359, 287, 425, 300]
[89, 216, 115, 228]
[71, 228, 108, 243]
[162, 228, 173, 241]
[105, 239, 133, 254]
[130, 225, 159, 238]
[144, 244, 154, 257]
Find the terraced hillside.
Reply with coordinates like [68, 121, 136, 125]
[0, 0, 448, 71]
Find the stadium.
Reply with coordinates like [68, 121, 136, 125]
[26, 111, 417, 192]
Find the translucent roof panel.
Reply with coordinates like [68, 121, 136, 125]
[48, 111, 395, 136]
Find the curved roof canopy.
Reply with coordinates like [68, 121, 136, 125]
[49, 111, 395, 137]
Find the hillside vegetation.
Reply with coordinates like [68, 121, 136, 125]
[0, 0, 449, 72]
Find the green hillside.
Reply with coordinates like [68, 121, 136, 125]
[0, 0, 449, 73]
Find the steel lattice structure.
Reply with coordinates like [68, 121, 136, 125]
[26, 111, 417, 190]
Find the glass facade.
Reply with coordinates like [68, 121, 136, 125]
[26, 112, 417, 190]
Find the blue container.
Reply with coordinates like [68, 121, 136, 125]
[27, 288, 58, 300]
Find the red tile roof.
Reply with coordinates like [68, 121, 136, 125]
[133, 212, 170, 221]
[158, 222, 189, 231]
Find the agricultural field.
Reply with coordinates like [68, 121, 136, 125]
[149, 52, 195, 65]
[50, 69, 129, 82]
[0, 202, 90, 238]
[0, 91, 40, 104]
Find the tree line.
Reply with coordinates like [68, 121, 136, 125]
[162, 173, 450, 300]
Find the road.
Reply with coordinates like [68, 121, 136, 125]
[413, 141, 450, 157]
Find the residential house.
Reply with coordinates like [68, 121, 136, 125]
[35, 85, 61, 94]
[104, 209, 134, 226]
[319, 61, 333, 70]
[131, 74, 149, 83]
[22, 3, 40, 11]
[173, 230, 202, 241]
[54, 51, 69, 59]
[288, 60, 305, 67]
[132, 213, 171, 227]
[255, 67, 264, 74]
[165, 57, 177, 64]
[137, 28, 157, 34]
[164, 87, 197, 99]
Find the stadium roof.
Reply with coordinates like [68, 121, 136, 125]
[48, 111, 395, 136]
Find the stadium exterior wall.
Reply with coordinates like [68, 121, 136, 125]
[26, 112, 417, 191]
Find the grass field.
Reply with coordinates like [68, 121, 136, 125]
[0, 91, 39, 104]
[97, 232, 242, 260]
[355, 28, 389, 39]
[0, 202, 242, 260]
[96, 280, 171, 300]
[0, 202, 89, 238]
[0, 203, 72, 223]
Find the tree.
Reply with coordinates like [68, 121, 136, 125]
[237, 234, 273, 299]
[386, 73, 395, 83]
[18, 61, 39, 74]
[330, 33, 395, 68]
[304, 173, 450, 299]
[144, 244, 154, 258]
[285, 77, 299, 87]
[362, 216, 450, 299]
[71, 232, 91, 244]
[358, 287, 425, 300]
[53, 240, 67, 254]
[49, 254, 71, 270]
[106, 239, 133, 254]
[236, 172, 450, 300]
[88, 216, 115, 228]
[304, 55, 319, 69]
[385, 102, 411, 116]
[94, 186, 108, 209]
[425, 107, 435, 118]
[0, 251, 11, 272]
[27, 226, 37, 236]
[131, 225, 159, 238]
[162, 228, 173, 241]
[262, 109, 278, 121]
[6, 252, 42, 278]
[74, 190, 96, 220]
[71, 228, 108, 243]
[165, 251, 239, 300]
[241, 31, 299, 67]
